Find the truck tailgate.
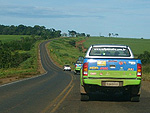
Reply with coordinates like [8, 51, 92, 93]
[86, 59, 140, 78]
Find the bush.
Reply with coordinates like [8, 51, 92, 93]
[138, 51, 150, 64]
[143, 65, 150, 73]
[63, 53, 69, 56]
[78, 45, 83, 52]
[69, 40, 76, 47]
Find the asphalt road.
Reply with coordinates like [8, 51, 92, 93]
[56, 76, 150, 113]
[0, 40, 73, 113]
[0, 40, 150, 113]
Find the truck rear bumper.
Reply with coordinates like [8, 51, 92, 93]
[83, 77, 141, 86]
[81, 78, 141, 96]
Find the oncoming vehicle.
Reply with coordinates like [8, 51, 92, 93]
[80, 45, 142, 102]
[63, 65, 71, 71]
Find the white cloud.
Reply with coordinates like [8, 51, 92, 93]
[0, 4, 104, 19]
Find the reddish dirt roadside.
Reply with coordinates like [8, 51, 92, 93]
[75, 39, 87, 53]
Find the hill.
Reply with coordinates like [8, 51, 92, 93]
[83, 37, 150, 56]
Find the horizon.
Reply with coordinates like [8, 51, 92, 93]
[0, 24, 149, 39]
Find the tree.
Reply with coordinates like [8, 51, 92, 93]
[68, 30, 77, 37]
[109, 33, 111, 37]
[17, 24, 26, 35]
[138, 51, 150, 64]
[108, 33, 119, 37]
[87, 34, 90, 37]
[115, 33, 119, 37]
[80, 33, 86, 37]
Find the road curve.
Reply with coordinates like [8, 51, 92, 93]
[0, 40, 74, 113]
[1, 40, 150, 113]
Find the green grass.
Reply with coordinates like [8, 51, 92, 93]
[83, 37, 150, 56]
[48, 37, 86, 69]
[0, 35, 30, 42]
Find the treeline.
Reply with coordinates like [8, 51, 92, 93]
[62, 30, 90, 37]
[0, 24, 61, 39]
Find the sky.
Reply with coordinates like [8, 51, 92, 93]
[0, 0, 150, 39]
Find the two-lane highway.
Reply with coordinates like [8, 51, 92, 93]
[1, 40, 150, 113]
[0, 40, 74, 113]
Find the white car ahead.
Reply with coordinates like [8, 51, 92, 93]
[63, 65, 71, 71]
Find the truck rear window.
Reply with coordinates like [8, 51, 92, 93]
[89, 47, 131, 57]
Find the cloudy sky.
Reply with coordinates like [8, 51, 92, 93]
[0, 0, 150, 38]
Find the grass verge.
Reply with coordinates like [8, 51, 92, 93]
[48, 37, 86, 70]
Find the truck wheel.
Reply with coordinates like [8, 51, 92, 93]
[131, 95, 140, 102]
[80, 94, 89, 101]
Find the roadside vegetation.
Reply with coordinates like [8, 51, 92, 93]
[0, 40, 41, 78]
[0, 36, 43, 79]
[138, 51, 150, 80]
[49, 36, 150, 81]
[48, 37, 86, 70]
[0, 24, 62, 81]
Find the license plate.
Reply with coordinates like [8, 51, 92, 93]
[105, 82, 120, 86]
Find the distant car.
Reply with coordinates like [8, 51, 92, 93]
[78, 56, 84, 61]
[63, 65, 71, 71]
[74, 60, 83, 74]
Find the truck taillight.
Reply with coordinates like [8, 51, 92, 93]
[82, 62, 88, 76]
[75, 64, 77, 67]
[137, 63, 142, 77]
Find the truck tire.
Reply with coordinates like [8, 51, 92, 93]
[130, 85, 140, 102]
[131, 95, 140, 102]
[80, 94, 89, 101]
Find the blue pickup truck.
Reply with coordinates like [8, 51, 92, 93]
[80, 45, 142, 102]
